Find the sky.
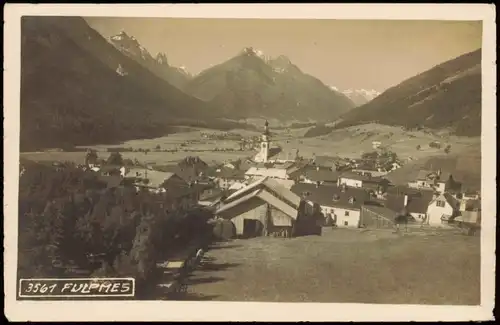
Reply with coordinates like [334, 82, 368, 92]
[85, 18, 482, 92]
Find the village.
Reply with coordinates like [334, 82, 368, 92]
[19, 120, 482, 301]
[37, 120, 480, 234]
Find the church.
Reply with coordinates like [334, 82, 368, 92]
[245, 120, 305, 189]
[253, 120, 299, 164]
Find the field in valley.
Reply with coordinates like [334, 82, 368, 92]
[20, 123, 480, 170]
[180, 228, 480, 304]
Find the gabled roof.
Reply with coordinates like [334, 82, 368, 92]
[362, 205, 398, 223]
[442, 192, 460, 209]
[125, 168, 177, 188]
[225, 177, 301, 209]
[290, 183, 369, 210]
[215, 187, 299, 219]
[383, 190, 434, 214]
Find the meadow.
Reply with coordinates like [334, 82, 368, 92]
[20, 123, 480, 183]
[179, 227, 480, 304]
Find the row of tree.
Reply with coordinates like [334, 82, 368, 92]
[18, 161, 213, 297]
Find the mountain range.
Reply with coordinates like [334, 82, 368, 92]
[108, 31, 192, 90]
[20, 16, 481, 151]
[108, 37, 356, 121]
[336, 49, 482, 136]
[20, 16, 248, 151]
[330, 87, 381, 106]
[183, 48, 355, 121]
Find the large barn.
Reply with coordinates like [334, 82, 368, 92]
[214, 177, 322, 238]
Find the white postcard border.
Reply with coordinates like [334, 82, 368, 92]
[3, 3, 496, 322]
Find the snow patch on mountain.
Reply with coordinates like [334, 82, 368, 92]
[330, 86, 381, 106]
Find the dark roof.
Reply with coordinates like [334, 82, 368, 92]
[382, 190, 434, 214]
[353, 162, 378, 171]
[443, 192, 460, 209]
[161, 165, 208, 182]
[386, 185, 434, 196]
[312, 155, 341, 168]
[339, 171, 372, 182]
[205, 166, 246, 180]
[177, 156, 209, 170]
[290, 183, 369, 210]
[362, 205, 398, 223]
[298, 166, 339, 182]
[267, 147, 283, 159]
[199, 187, 226, 201]
[465, 199, 481, 211]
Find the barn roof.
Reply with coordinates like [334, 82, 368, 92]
[224, 177, 301, 209]
[215, 187, 299, 219]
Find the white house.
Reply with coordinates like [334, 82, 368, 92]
[407, 169, 456, 194]
[426, 193, 459, 226]
[290, 183, 369, 228]
[372, 141, 382, 149]
[337, 172, 369, 188]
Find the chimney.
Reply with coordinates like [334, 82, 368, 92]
[437, 169, 442, 177]
[403, 194, 408, 207]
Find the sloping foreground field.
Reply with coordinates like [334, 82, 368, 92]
[178, 228, 480, 304]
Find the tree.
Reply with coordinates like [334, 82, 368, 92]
[85, 150, 99, 166]
[107, 152, 123, 165]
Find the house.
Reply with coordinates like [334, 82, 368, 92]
[244, 164, 296, 189]
[290, 183, 369, 228]
[425, 193, 460, 226]
[337, 171, 389, 190]
[99, 165, 122, 177]
[337, 171, 367, 188]
[198, 187, 228, 207]
[310, 155, 341, 170]
[289, 165, 339, 185]
[453, 210, 481, 229]
[207, 166, 247, 190]
[269, 148, 300, 163]
[352, 162, 389, 177]
[407, 169, 460, 194]
[372, 141, 382, 149]
[382, 189, 435, 224]
[214, 177, 320, 238]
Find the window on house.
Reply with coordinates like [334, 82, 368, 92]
[345, 211, 349, 216]
[436, 200, 446, 207]
[344, 221, 349, 226]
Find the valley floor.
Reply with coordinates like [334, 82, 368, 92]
[178, 228, 480, 304]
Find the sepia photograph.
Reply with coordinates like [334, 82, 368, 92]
[4, 3, 496, 322]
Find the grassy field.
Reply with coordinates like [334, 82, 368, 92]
[20, 123, 480, 170]
[180, 228, 480, 304]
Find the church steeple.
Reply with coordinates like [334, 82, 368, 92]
[259, 120, 270, 162]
